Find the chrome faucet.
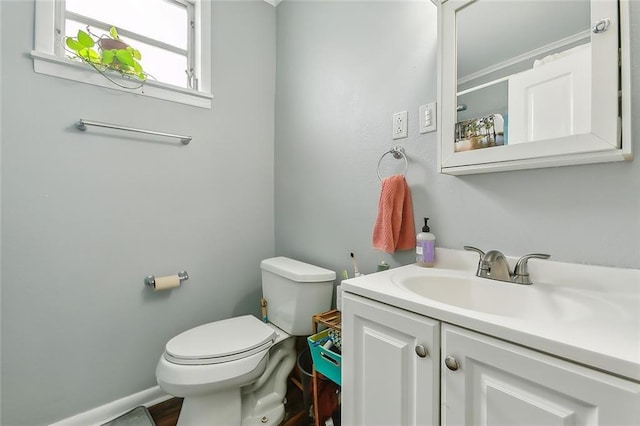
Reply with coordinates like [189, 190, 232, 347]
[464, 246, 550, 285]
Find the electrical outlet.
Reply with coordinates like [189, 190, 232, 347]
[419, 102, 437, 133]
[392, 111, 408, 139]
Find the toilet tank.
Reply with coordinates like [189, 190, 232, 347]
[261, 257, 336, 336]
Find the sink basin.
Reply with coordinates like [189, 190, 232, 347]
[392, 271, 594, 320]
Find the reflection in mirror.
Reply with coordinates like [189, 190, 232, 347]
[455, 0, 591, 152]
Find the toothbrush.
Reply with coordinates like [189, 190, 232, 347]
[350, 252, 362, 277]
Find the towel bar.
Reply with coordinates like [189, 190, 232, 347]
[377, 145, 408, 181]
[75, 119, 192, 145]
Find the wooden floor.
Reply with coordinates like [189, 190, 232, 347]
[148, 397, 183, 426]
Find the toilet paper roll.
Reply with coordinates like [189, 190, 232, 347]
[153, 275, 181, 291]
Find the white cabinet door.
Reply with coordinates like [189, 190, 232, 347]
[508, 44, 591, 144]
[342, 293, 440, 426]
[438, 0, 630, 175]
[442, 324, 640, 426]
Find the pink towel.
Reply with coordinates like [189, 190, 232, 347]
[372, 174, 416, 253]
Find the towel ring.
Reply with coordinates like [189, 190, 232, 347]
[377, 146, 408, 181]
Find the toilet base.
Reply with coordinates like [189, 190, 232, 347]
[174, 376, 288, 426]
[241, 337, 296, 425]
[242, 404, 285, 426]
[177, 388, 240, 426]
[170, 337, 296, 425]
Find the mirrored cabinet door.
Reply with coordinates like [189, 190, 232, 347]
[438, 0, 632, 175]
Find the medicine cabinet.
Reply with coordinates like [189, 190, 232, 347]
[437, 0, 632, 175]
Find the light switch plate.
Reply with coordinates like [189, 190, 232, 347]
[392, 111, 408, 139]
[419, 102, 437, 133]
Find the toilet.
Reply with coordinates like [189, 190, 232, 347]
[156, 257, 336, 426]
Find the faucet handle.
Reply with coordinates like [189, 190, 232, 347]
[464, 246, 485, 276]
[513, 253, 550, 284]
[464, 246, 485, 258]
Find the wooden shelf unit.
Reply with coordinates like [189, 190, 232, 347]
[311, 310, 342, 426]
[312, 309, 341, 334]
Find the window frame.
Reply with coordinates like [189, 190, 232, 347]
[32, 0, 213, 109]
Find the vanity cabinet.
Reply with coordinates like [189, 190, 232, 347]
[441, 324, 640, 426]
[342, 293, 440, 426]
[343, 293, 640, 426]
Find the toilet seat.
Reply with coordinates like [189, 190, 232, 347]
[164, 315, 276, 365]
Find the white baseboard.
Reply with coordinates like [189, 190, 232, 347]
[49, 386, 172, 426]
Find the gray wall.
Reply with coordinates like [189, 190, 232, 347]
[2, 0, 639, 425]
[0, 1, 276, 425]
[275, 0, 639, 278]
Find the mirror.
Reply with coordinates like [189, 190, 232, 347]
[438, 0, 632, 175]
[456, 1, 589, 149]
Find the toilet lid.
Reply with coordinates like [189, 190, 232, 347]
[164, 315, 276, 365]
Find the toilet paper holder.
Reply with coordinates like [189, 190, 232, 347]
[145, 270, 189, 287]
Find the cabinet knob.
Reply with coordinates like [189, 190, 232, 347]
[415, 344, 429, 358]
[592, 18, 610, 34]
[445, 355, 459, 371]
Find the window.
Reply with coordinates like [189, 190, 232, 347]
[32, 0, 212, 108]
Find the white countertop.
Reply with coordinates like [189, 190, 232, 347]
[341, 248, 640, 382]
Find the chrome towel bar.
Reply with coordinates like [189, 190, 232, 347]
[377, 145, 408, 181]
[75, 119, 192, 145]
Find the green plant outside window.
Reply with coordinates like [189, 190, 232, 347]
[65, 26, 147, 87]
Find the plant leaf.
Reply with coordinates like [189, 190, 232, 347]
[109, 27, 119, 40]
[132, 49, 141, 60]
[77, 30, 95, 48]
[78, 47, 89, 60]
[102, 50, 115, 65]
[77, 47, 100, 62]
[65, 37, 83, 52]
[132, 61, 142, 74]
[85, 48, 101, 63]
[115, 49, 134, 66]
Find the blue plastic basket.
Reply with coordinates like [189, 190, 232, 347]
[307, 329, 342, 386]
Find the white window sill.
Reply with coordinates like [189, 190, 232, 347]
[31, 50, 213, 109]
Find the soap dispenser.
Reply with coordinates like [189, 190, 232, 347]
[416, 217, 436, 267]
